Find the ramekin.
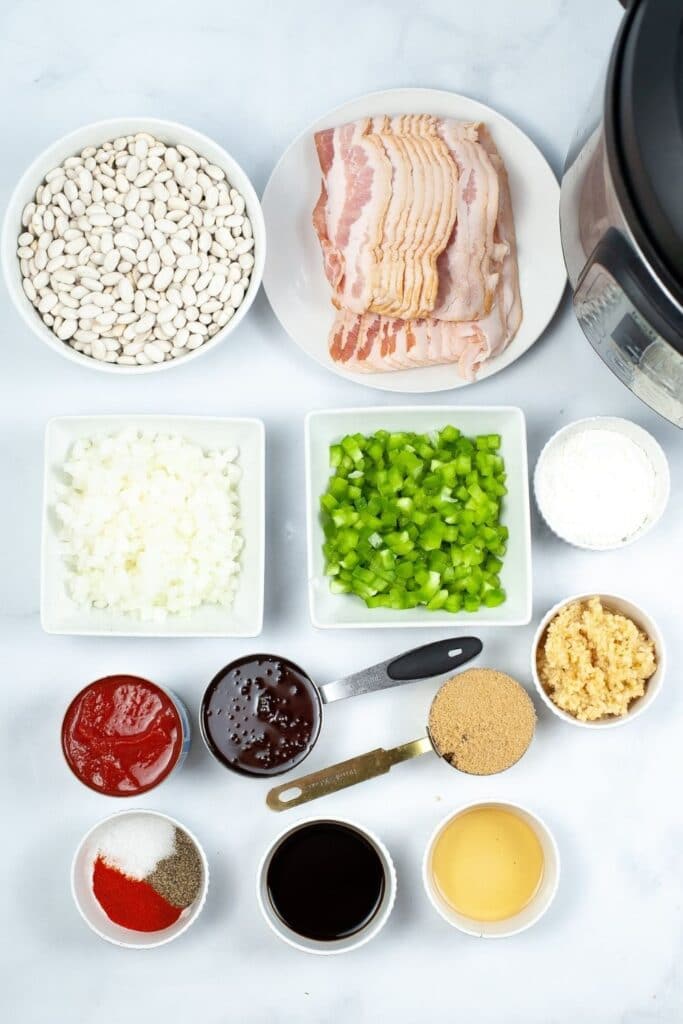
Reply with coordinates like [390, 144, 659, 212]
[533, 416, 670, 550]
[423, 800, 560, 938]
[257, 816, 397, 955]
[71, 809, 209, 949]
[531, 592, 665, 728]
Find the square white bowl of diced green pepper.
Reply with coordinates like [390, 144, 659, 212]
[305, 407, 532, 629]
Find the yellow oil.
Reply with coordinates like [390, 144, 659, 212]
[430, 806, 544, 922]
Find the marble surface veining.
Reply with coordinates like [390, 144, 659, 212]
[1, 1, 681, 1022]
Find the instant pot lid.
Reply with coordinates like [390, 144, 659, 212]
[609, 0, 683, 302]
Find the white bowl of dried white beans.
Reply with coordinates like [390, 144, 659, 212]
[2, 118, 265, 373]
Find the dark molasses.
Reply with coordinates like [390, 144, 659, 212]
[266, 821, 386, 941]
[200, 654, 322, 777]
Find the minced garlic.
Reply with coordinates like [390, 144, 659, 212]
[537, 597, 656, 722]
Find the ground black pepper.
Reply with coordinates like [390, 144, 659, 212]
[147, 828, 203, 908]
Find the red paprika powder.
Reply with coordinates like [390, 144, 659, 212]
[93, 856, 181, 932]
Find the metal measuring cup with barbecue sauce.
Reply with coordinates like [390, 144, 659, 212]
[200, 639, 483, 779]
[200, 655, 322, 777]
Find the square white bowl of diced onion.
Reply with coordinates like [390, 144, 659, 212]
[41, 415, 264, 636]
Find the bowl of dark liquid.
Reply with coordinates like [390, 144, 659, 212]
[257, 818, 396, 954]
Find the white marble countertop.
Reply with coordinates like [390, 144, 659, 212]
[2, 1, 681, 1021]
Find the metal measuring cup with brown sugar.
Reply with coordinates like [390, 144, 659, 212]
[200, 638, 483, 779]
[266, 668, 536, 811]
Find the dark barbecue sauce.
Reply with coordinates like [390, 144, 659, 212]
[266, 821, 386, 941]
[200, 654, 322, 777]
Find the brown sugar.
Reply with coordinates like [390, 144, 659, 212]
[427, 668, 536, 775]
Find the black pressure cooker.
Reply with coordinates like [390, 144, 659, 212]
[560, 0, 683, 427]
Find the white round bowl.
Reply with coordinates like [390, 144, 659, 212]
[257, 816, 397, 955]
[534, 416, 670, 550]
[531, 592, 665, 729]
[71, 809, 209, 948]
[423, 800, 560, 938]
[2, 117, 265, 374]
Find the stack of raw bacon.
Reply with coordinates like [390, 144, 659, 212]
[312, 115, 522, 379]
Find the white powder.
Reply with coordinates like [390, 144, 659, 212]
[535, 427, 658, 548]
[92, 814, 176, 880]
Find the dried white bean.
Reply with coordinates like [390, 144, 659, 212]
[154, 266, 174, 291]
[57, 318, 78, 340]
[157, 303, 178, 324]
[144, 341, 164, 363]
[118, 277, 134, 303]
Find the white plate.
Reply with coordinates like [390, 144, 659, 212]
[42, 415, 265, 637]
[305, 406, 532, 628]
[263, 88, 565, 394]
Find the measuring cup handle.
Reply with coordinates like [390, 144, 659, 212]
[265, 737, 431, 812]
[318, 636, 482, 703]
[388, 636, 482, 680]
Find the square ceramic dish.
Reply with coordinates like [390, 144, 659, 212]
[42, 415, 265, 637]
[305, 407, 532, 629]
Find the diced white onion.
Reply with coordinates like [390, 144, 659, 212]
[56, 428, 243, 621]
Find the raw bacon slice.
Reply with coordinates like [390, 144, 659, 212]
[476, 125, 523, 353]
[312, 120, 392, 314]
[328, 310, 489, 380]
[313, 116, 457, 320]
[432, 120, 501, 322]
[315, 114, 522, 381]
[368, 115, 457, 320]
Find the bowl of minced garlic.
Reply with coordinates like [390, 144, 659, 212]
[532, 594, 663, 727]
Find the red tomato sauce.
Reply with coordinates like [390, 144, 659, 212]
[62, 675, 183, 796]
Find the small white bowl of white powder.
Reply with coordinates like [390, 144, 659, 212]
[534, 417, 669, 550]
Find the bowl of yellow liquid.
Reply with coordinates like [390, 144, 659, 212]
[423, 801, 560, 938]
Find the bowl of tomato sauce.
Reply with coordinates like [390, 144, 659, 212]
[61, 675, 191, 797]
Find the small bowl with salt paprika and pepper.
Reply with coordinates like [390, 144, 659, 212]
[71, 809, 209, 948]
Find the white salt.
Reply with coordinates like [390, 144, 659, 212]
[93, 814, 176, 880]
[535, 427, 658, 548]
